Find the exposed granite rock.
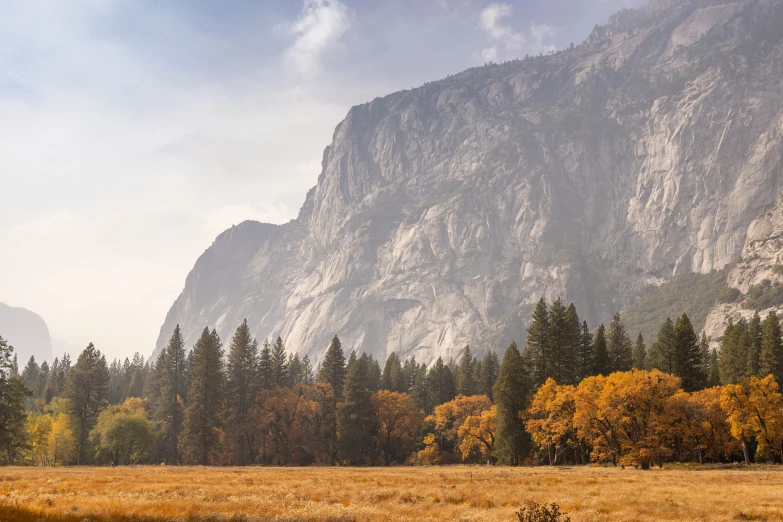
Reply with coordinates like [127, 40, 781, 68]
[0, 302, 52, 364]
[156, 0, 783, 365]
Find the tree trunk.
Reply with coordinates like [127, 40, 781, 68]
[741, 437, 751, 465]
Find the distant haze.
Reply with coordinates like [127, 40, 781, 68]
[0, 0, 643, 361]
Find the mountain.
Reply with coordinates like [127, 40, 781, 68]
[704, 193, 783, 342]
[156, 0, 783, 365]
[0, 302, 52, 365]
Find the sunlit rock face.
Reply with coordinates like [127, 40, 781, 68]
[156, 0, 783, 365]
[0, 302, 52, 364]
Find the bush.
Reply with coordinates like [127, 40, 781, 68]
[517, 502, 572, 522]
[718, 286, 742, 304]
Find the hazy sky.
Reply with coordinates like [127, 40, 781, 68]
[0, 0, 644, 362]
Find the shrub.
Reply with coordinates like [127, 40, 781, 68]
[718, 287, 742, 304]
[516, 502, 572, 522]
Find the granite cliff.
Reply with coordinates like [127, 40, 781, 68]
[156, 0, 783, 364]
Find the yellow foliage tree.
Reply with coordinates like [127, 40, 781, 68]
[420, 395, 492, 463]
[526, 379, 577, 465]
[47, 414, 76, 466]
[721, 376, 783, 463]
[25, 413, 53, 466]
[372, 390, 424, 465]
[457, 405, 496, 463]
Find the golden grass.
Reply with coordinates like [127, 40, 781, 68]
[2, 465, 783, 521]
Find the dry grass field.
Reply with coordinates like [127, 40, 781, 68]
[2, 465, 783, 522]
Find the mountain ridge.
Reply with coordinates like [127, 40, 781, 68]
[155, 0, 783, 365]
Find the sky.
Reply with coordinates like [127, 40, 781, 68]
[0, 0, 645, 362]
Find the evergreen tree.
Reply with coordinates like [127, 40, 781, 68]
[707, 348, 720, 388]
[366, 354, 382, 392]
[575, 321, 594, 381]
[427, 357, 456, 407]
[381, 352, 405, 392]
[760, 311, 783, 383]
[64, 343, 110, 464]
[479, 351, 500, 400]
[593, 324, 610, 376]
[337, 355, 378, 465]
[300, 355, 314, 385]
[316, 336, 346, 464]
[225, 320, 259, 465]
[746, 312, 763, 377]
[699, 331, 710, 384]
[258, 339, 272, 391]
[547, 298, 575, 384]
[270, 337, 288, 388]
[155, 325, 189, 464]
[523, 299, 549, 388]
[411, 363, 431, 413]
[564, 303, 581, 383]
[0, 336, 30, 463]
[632, 333, 647, 370]
[318, 336, 347, 400]
[674, 313, 705, 391]
[456, 345, 476, 395]
[493, 342, 531, 465]
[648, 318, 677, 373]
[401, 357, 418, 394]
[719, 320, 748, 384]
[607, 313, 633, 372]
[182, 328, 225, 465]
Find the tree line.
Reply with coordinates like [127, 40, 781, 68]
[2, 297, 783, 467]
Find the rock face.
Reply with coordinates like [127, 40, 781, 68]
[157, 0, 783, 365]
[704, 194, 783, 343]
[0, 302, 52, 365]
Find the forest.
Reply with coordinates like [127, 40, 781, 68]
[1, 297, 782, 468]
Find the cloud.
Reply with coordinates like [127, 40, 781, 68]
[480, 3, 525, 53]
[285, 0, 352, 74]
[529, 23, 558, 54]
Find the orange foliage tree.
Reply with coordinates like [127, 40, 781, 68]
[372, 390, 424, 465]
[457, 405, 496, 463]
[721, 376, 783, 463]
[526, 379, 578, 465]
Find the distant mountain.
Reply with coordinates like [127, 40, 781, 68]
[0, 302, 52, 364]
[156, 0, 783, 365]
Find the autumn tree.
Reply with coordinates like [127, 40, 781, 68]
[373, 390, 424, 464]
[90, 398, 154, 466]
[720, 375, 783, 463]
[526, 379, 578, 465]
[458, 405, 496, 463]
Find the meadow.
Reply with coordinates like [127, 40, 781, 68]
[2, 466, 783, 522]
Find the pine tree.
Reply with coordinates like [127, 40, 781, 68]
[64, 343, 110, 464]
[493, 342, 531, 465]
[270, 337, 288, 388]
[318, 336, 346, 399]
[337, 355, 378, 464]
[699, 331, 710, 384]
[632, 333, 646, 370]
[411, 363, 431, 413]
[479, 351, 500, 400]
[381, 352, 405, 392]
[707, 348, 720, 387]
[401, 357, 418, 394]
[366, 355, 382, 392]
[575, 321, 594, 381]
[649, 318, 677, 373]
[456, 345, 476, 395]
[547, 298, 575, 384]
[524, 298, 549, 388]
[674, 313, 705, 391]
[155, 325, 189, 464]
[182, 328, 225, 465]
[718, 320, 749, 384]
[287, 354, 303, 387]
[746, 312, 763, 377]
[225, 320, 259, 465]
[258, 339, 272, 391]
[593, 324, 610, 376]
[760, 311, 783, 383]
[300, 355, 315, 385]
[564, 303, 581, 383]
[0, 336, 30, 463]
[607, 313, 633, 372]
[427, 357, 456, 407]
[316, 336, 346, 464]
